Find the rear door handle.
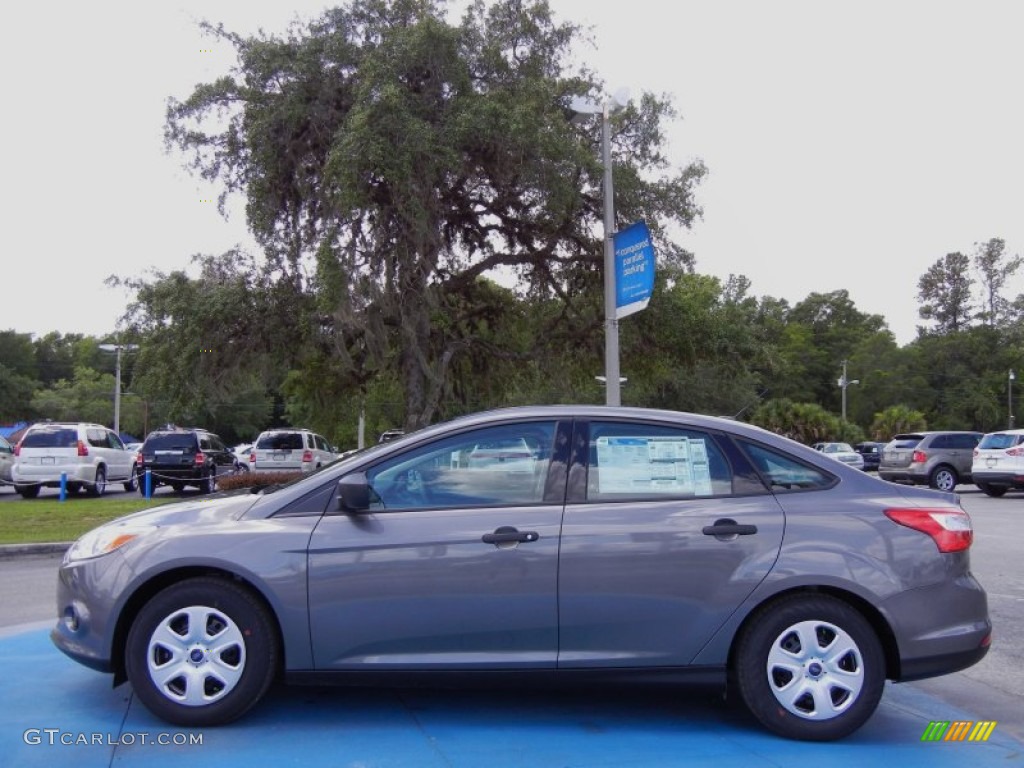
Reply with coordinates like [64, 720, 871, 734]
[482, 526, 539, 546]
[702, 519, 758, 538]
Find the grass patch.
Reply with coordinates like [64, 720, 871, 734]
[0, 496, 177, 545]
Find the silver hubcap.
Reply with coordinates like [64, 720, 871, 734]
[146, 606, 246, 706]
[765, 619, 864, 720]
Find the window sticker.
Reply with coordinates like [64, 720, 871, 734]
[595, 436, 714, 496]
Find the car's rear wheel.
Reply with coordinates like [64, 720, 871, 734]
[123, 472, 138, 492]
[202, 469, 216, 494]
[977, 483, 1007, 497]
[171, 482, 184, 493]
[928, 466, 959, 492]
[15, 484, 39, 499]
[124, 577, 278, 726]
[734, 595, 885, 741]
[87, 467, 106, 497]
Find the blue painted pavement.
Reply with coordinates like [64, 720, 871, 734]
[1, 626, 1021, 767]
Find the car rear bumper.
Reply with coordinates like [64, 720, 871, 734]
[12, 465, 97, 485]
[971, 470, 1024, 487]
[882, 573, 991, 682]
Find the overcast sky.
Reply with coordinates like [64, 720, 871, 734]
[2, 0, 1022, 347]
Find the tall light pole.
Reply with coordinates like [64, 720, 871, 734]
[1010, 369, 1016, 429]
[838, 360, 859, 422]
[98, 343, 139, 435]
[570, 91, 629, 406]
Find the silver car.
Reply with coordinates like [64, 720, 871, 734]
[51, 406, 990, 740]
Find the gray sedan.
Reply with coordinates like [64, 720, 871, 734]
[51, 406, 990, 741]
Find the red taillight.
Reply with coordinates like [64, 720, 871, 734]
[249, 452, 256, 464]
[77, 440, 89, 457]
[1007, 447, 1024, 457]
[194, 452, 206, 465]
[13, 441, 21, 457]
[885, 508, 973, 553]
[911, 450, 927, 464]
[135, 452, 142, 465]
[302, 450, 313, 463]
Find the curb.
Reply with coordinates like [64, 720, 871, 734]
[0, 542, 71, 559]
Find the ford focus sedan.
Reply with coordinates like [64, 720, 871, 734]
[51, 406, 990, 741]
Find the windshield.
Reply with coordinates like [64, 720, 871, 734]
[978, 433, 1024, 450]
[257, 432, 304, 450]
[22, 429, 78, 448]
[144, 434, 197, 452]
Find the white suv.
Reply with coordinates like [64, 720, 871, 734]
[972, 428, 1024, 497]
[13, 422, 137, 498]
[250, 429, 337, 473]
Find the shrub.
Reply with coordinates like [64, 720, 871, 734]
[217, 471, 303, 491]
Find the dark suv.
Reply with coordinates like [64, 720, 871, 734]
[878, 431, 982, 491]
[135, 427, 239, 494]
[854, 441, 885, 472]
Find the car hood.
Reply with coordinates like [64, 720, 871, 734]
[102, 491, 262, 529]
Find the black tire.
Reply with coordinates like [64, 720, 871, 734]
[977, 483, 1007, 497]
[16, 484, 39, 499]
[124, 577, 278, 727]
[171, 482, 184, 493]
[87, 467, 107, 497]
[203, 468, 216, 494]
[123, 472, 138, 493]
[734, 594, 885, 741]
[928, 465, 958, 492]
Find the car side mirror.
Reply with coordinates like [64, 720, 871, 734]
[337, 472, 371, 513]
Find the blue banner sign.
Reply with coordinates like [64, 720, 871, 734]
[613, 220, 655, 318]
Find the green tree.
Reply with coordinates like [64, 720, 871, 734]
[973, 237, 1022, 327]
[28, 367, 147, 433]
[165, 0, 704, 428]
[917, 252, 974, 334]
[870, 405, 927, 440]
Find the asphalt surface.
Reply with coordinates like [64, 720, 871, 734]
[1, 484, 1022, 766]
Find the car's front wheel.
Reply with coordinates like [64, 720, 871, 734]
[734, 595, 885, 741]
[928, 466, 959, 492]
[124, 577, 278, 726]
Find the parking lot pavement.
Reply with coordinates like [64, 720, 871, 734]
[3, 627, 1022, 768]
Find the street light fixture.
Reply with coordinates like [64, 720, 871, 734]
[98, 343, 139, 435]
[837, 360, 859, 422]
[570, 89, 630, 406]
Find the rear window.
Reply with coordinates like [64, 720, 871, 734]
[890, 435, 924, 449]
[144, 434, 198, 452]
[257, 432, 305, 450]
[22, 429, 78, 448]
[979, 433, 1024, 450]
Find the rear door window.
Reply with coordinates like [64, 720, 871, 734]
[257, 433, 304, 450]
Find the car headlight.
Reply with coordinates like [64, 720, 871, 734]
[65, 522, 158, 563]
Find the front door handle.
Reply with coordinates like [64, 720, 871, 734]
[482, 525, 539, 546]
[702, 519, 758, 538]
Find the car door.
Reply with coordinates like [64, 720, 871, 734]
[557, 419, 785, 668]
[102, 429, 132, 481]
[307, 419, 568, 670]
[0, 437, 13, 481]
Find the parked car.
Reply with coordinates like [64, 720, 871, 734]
[854, 441, 885, 472]
[232, 443, 253, 471]
[812, 441, 865, 470]
[971, 428, 1024, 496]
[11, 422, 136, 498]
[52, 406, 989, 741]
[135, 427, 239, 494]
[878, 431, 982, 492]
[0, 435, 14, 488]
[250, 429, 337, 473]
